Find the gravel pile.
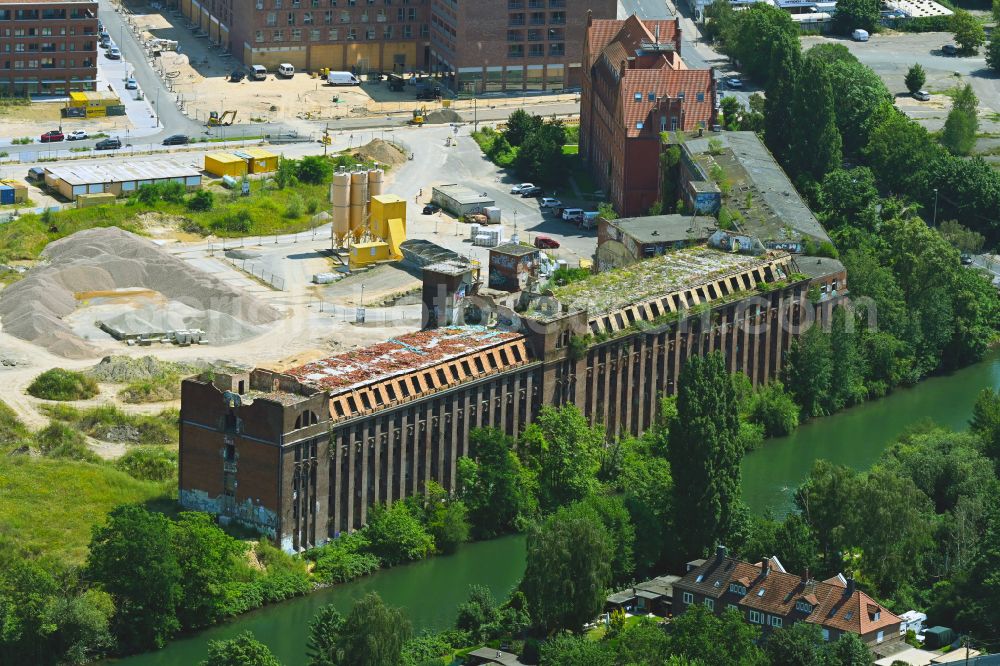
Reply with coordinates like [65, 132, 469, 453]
[0, 227, 282, 358]
[423, 109, 461, 125]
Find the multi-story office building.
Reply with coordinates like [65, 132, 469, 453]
[0, 0, 98, 96]
[180, 0, 430, 72]
[429, 0, 616, 93]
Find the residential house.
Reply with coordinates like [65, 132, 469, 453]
[673, 546, 902, 650]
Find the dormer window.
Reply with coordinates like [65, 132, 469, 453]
[796, 601, 813, 613]
[873, 611, 880, 621]
[729, 583, 747, 595]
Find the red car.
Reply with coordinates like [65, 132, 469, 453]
[40, 130, 64, 143]
[534, 235, 560, 249]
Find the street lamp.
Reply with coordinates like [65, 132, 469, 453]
[933, 188, 939, 228]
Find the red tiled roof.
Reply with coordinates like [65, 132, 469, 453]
[677, 555, 902, 637]
[586, 16, 680, 70]
[620, 68, 714, 137]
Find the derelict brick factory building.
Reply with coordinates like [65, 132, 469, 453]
[179, 242, 846, 552]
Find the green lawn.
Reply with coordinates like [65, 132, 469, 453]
[0, 456, 172, 562]
[0, 181, 332, 262]
[562, 144, 579, 155]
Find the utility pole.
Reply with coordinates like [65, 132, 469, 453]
[933, 188, 939, 228]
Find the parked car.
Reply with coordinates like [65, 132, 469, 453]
[277, 63, 295, 78]
[229, 69, 245, 82]
[95, 137, 122, 150]
[561, 207, 584, 223]
[534, 235, 560, 249]
[942, 44, 958, 55]
[510, 183, 534, 194]
[540, 197, 563, 209]
[520, 186, 543, 197]
[913, 90, 931, 101]
[40, 130, 64, 143]
[107, 47, 121, 59]
[162, 134, 189, 146]
[125, 78, 138, 90]
[725, 77, 743, 89]
[67, 130, 88, 141]
[27, 166, 46, 182]
[851, 28, 870, 42]
[961, 254, 974, 266]
[422, 203, 440, 215]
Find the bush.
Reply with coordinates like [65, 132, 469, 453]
[296, 155, 333, 185]
[284, 193, 304, 219]
[27, 368, 99, 401]
[186, 189, 214, 212]
[119, 373, 183, 403]
[749, 381, 801, 437]
[211, 209, 253, 233]
[115, 446, 178, 481]
[361, 502, 435, 566]
[306, 198, 320, 214]
[35, 423, 99, 462]
[160, 181, 186, 204]
[42, 403, 177, 446]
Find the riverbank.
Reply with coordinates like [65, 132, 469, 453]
[105, 349, 1000, 665]
[109, 534, 527, 666]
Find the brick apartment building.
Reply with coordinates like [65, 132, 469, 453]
[178, 0, 430, 72]
[580, 13, 717, 216]
[0, 0, 98, 96]
[428, 0, 615, 93]
[674, 548, 902, 650]
[175, 0, 615, 90]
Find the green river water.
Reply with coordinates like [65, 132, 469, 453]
[114, 350, 1000, 666]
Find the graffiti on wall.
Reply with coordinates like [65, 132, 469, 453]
[180, 488, 279, 539]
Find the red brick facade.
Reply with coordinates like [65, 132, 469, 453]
[428, 0, 615, 93]
[580, 14, 716, 216]
[0, 0, 98, 96]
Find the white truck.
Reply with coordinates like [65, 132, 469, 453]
[327, 71, 361, 86]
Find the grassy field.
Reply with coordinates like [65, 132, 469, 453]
[0, 180, 332, 262]
[0, 456, 172, 562]
[42, 404, 179, 447]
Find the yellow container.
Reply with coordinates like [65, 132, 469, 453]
[369, 193, 407, 239]
[349, 241, 392, 269]
[234, 147, 278, 174]
[76, 192, 116, 208]
[204, 152, 248, 178]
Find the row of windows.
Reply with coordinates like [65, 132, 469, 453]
[261, 0, 415, 7]
[255, 24, 425, 41]
[3, 41, 93, 53]
[508, 11, 566, 26]
[508, 43, 565, 58]
[0, 8, 92, 21]
[264, 7, 418, 24]
[2, 27, 93, 37]
[1, 58, 93, 69]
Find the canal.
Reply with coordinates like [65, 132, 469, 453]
[115, 350, 1000, 665]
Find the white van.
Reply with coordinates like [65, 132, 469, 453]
[580, 211, 600, 229]
[851, 29, 870, 42]
[561, 208, 584, 223]
[277, 63, 295, 78]
[327, 70, 361, 86]
[251, 64, 268, 80]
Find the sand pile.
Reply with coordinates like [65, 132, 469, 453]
[355, 138, 407, 167]
[424, 109, 462, 125]
[0, 227, 282, 358]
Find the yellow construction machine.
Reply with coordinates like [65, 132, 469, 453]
[208, 110, 237, 126]
[408, 107, 426, 126]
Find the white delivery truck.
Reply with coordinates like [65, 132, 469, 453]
[327, 71, 361, 86]
[851, 29, 869, 42]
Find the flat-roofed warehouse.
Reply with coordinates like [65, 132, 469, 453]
[431, 184, 495, 217]
[43, 160, 203, 200]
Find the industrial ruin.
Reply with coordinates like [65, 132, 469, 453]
[179, 232, 846, 551]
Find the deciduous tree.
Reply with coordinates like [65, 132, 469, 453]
[941, 84, 979, 156]
[520, 405, 602, 512]
[952, 9, 985, 54]
[305, 604, 344, 666]
[457, 428, 536, 538]
[200, 631, 280, 666]
[521, 502, 612, 634]
[337, 593, 411, 666]
[85, 504, 181, 652]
